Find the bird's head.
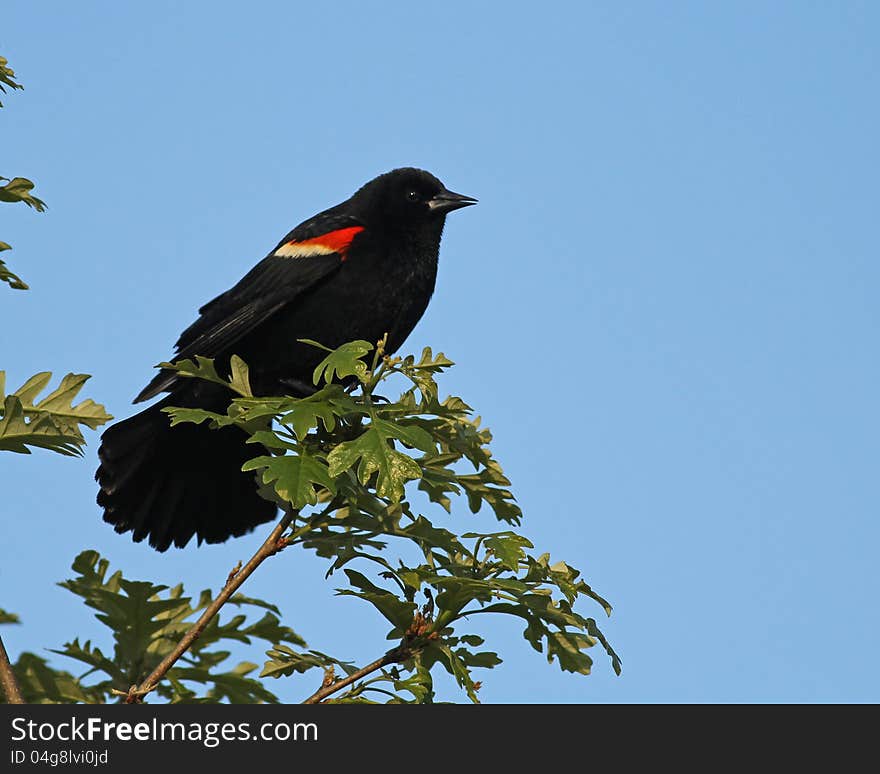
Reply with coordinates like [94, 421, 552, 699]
[350, 167, 476, 233]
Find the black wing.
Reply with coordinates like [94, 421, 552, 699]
[134, 212, 362, 403]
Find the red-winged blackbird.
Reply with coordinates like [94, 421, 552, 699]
[97, 168, 475, 551]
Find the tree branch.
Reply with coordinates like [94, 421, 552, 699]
[122, 509, 297, 703]
[0, 633, 24, 704]
[301, 649, 405, 704]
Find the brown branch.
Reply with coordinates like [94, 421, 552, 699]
[122, 509, 297, 703]
[302, 606, 436, 704]
[0, 633, 24, 704]
[301, 649, 405, 704]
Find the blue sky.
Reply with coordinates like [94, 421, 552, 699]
[2, 2, 878, 703]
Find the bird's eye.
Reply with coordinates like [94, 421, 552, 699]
[405, 190, 421, 202]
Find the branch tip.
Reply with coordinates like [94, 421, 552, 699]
[225, 561, 243, 587]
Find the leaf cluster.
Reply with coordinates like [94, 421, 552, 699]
[0, 54, 108, 458]
[3, 553, 304, 704]
[2, 340, 619, 704]
[0, 55, 44, 291]
[159, 338, 620, 702]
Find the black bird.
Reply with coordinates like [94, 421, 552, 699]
[97, 168, 475, 551]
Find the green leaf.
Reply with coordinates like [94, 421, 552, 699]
[240, 612, 306, 649]
[402, 516, 466, 558]
[261, 646, 356, 680]
[389, 667, 435, 703]
[49, 639, 126, 687]
[457, 649, 502, 669]
[281, 395, 339, 441]
[430, 643, 483, 703]
[413, 347, 454, 372]
[545, 631, 595, 675]
[242, 451, 336, 508]
[227, 594, 283, 617]
[306, 339, 373, 385]
[394, 347, 456, 398]
[159, 356, 252, 397]
[458, 461, 522, 524]
[0, 243, 28, 290]
[11, 372, 111, 431]
[0, 373, 112, 455]
[12, 653, 106, 704]
[163, 405, 233, 428]
[172, 662, 280, 704]
[585, 617, 623, 676]
[479, 532, 534, 570]
[0, 176, 46, 211]
[417, 461, 461, 513]
[0, 56, 24, 105]
[0, 608, 21, 625]
[228, 355, 253, 397]
[375, 418, 436, 454]
[0, 395, 87, 455]
[327, 422, 423, 501]
[477, 596, 609, 677]
[338, 570, 418, 629]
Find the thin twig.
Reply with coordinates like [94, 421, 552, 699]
[123, 509, 297, 703]
[0, 633, 24, 704]
[301, 650, 404, 704]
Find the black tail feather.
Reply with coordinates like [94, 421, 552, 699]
[96, 390, 277, 551]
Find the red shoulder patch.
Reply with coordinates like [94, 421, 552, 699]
[274, 226, 365, 261]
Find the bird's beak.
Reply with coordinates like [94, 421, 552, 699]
[428, 189, 478, 214]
